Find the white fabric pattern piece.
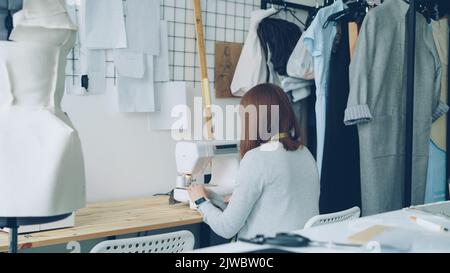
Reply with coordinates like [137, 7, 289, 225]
[154, 20, 170, 82]
[83, 0, 127, 49]
[65, 3, 106, 96]
[122, 0, 160, 55]
[117, 55, 158, 113]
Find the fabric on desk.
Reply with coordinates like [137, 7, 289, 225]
[344, 0, 445, 216]
[154, 20, 170, 82]
[122, 0, 160, 55]
[117, 54, 158, 113]
[198, 143, 319, 239]
[257, 17, 302, 76]
[83, 0, 127, 49]
[303, 0, 346, 178]
[231, 8, 277, 96]
[320, 20, 361, 214]
[287, 32, 314, 80]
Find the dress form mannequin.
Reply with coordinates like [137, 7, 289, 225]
[0, 0, 86, 252]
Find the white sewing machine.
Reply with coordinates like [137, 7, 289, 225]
[174, 141, 240, 208]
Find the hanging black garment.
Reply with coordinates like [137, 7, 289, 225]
[319, 20, 361, 214]
[257, 18, 302, 76]
[307, 87, 317, 159]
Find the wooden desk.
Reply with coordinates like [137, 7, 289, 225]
[0, 196, 203, 252]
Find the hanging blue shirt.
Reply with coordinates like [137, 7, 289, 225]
[303, 0, 346, 176]
[425, 141, 447, 203]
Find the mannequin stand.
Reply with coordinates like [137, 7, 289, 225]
[0, 214, 71, 253]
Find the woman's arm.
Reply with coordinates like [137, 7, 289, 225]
[189, 152, 264, 239]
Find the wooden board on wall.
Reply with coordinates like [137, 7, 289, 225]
[214, 42, 242, 98]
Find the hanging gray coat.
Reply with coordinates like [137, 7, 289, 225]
[344, 0, 448, 216]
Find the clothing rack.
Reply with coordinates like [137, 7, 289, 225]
[260, 0, 318, 11]
[261, 0, 448, 207]
[404, 0, 450, 206]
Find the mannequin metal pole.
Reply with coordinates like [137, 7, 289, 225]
[8, 218, 18, 253]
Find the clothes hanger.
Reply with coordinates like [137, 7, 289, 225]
[403, 0, 440, 22]
[322, 0, 370, 28]
[305, 0, 323, 29]
[268, 0, 306, 28]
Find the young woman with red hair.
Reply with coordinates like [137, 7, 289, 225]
[188, 83, 319, 239]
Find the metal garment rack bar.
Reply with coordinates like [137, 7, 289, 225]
[404, 0, 416, 208]
[261, 0, 317, 11]
[447, 18, 450, 201]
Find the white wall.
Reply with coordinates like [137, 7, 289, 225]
[62, 82, 240, 203]
[62, 83, 174, 202]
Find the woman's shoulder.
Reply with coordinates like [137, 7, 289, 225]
[293, 146, 316, 163]
[243, 143, 316, 164]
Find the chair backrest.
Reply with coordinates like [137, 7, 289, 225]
[90, 230, 195, 253]
[304, 207, 361, 229]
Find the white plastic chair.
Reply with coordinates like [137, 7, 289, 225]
[304, 207, 361, 229]
[90, 230, 195, 253]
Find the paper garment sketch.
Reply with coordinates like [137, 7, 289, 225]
[123, 0, 160, 55]
[83, 0, 127, 49]
[154, 20, 170, 82]
[117, 55, 159, 112]
[114, 0, 163, 113]
[65, 49, 107, 96]
[66, 3, 106, 96]
[148, 82, 188, 130]
[114, 50, 145, 78]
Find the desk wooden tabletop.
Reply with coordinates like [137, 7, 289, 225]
[0, 196, 202, 252]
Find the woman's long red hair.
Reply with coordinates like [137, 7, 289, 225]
[239, 83, 303, 158]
